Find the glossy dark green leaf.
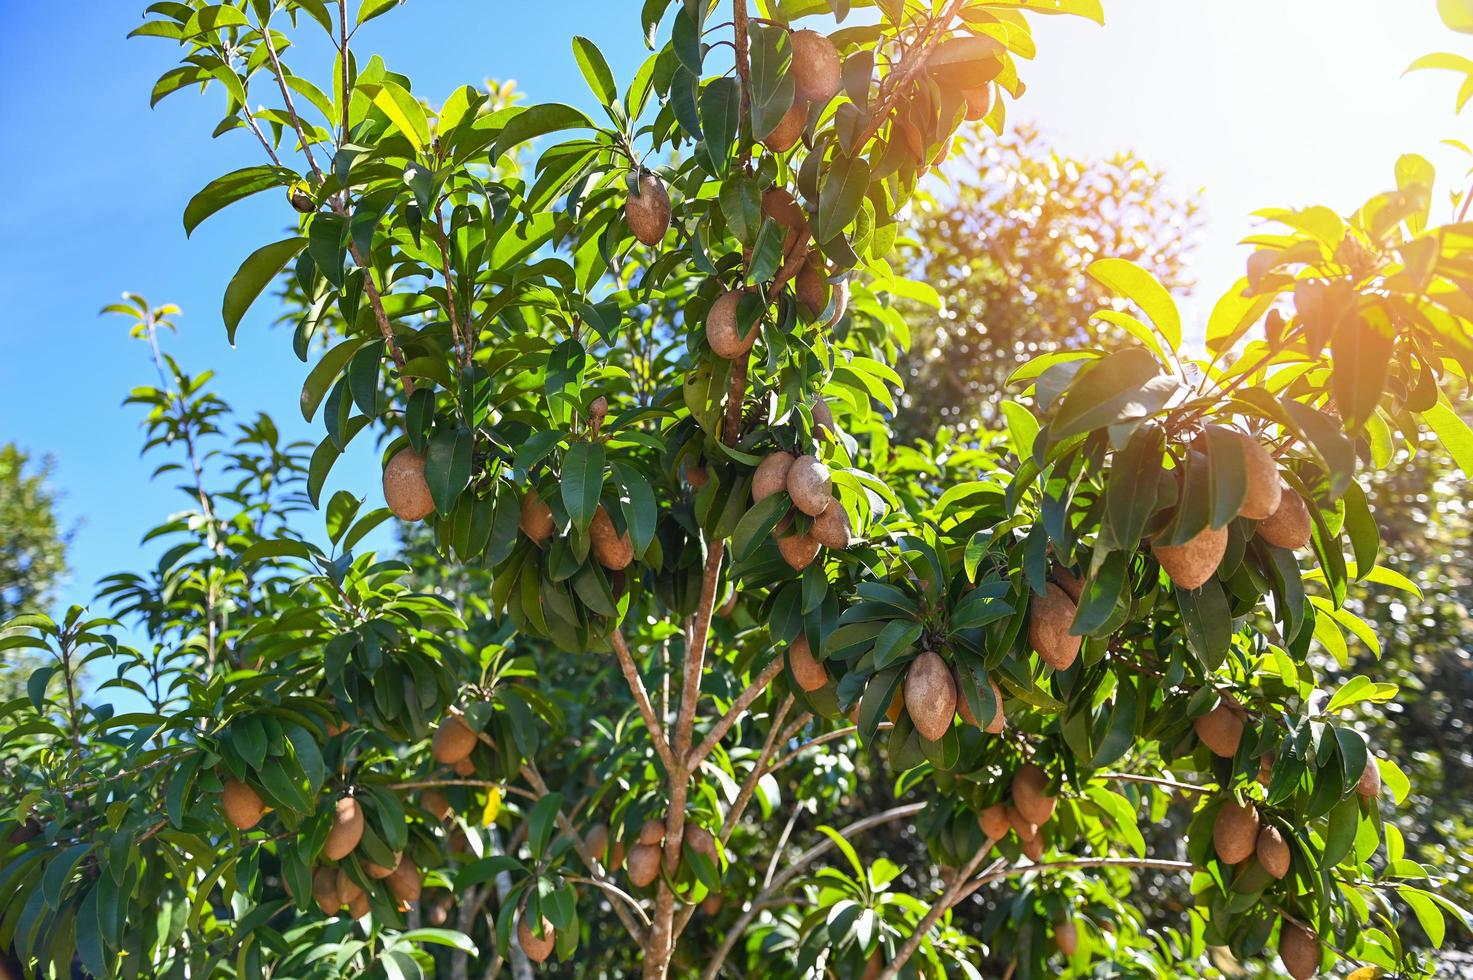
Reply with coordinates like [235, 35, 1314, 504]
[183, 166, 298, 236]
[425, 427, 473, 516]
[224, 237, 308, 343]
[1203, 426, 1247, 530]
[1106, 422, 1164, 548]
[560, 441, 605, 533]
[571, 36, 617, 107]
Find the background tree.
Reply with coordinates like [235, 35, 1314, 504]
[0, 444, 70, 703]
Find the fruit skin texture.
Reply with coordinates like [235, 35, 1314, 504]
[1193, 699, 1244, 758]
[955, 673, 1005, 734]
[706, 288, 760, 358]
[517, 911, 557, 964]
[519, 492, 554, 542]
[790, 29, 841, 102]
[222, 778, 265, 830]
[788, 633, 828, 692]
[810, 502, 851, 550]
[432, 715, 478, 764]
[1012, 764, 1057, 826]
[1257, 824, 1291, 879]
[1028, 583, 1081, 671]
[323, 797, 365, 861]
[383, 448, 435, 521]
[1237, 433, 1284, 520]
[1213, 799, 1260, 865]
[1055, 919, 1079, 957]
[752, 451, 796, 503]
[1357, 756, 1381, 798]
[312, 866, 340, 916]
[1005, 804, 1037, 841]
[364, 853, 401, 879]
[625, 171, 671, 246]
[904, 651, 958, 742]
[978, 804, 1010, 841]
[1279, 920, 1321, 980]
[590, 505, 634, 570]
[638, 818, 666, 846]
[627, 842, 661, 887]
[1153, 525, 1229, 590]
[777, 530, 821, 571]
[1258, 486, 1312, 550]
[763, 97, 807, 152]
[786, 455, 833, 516]
[1020, 834, 1045, 861]
[386, 858, 422, 907]
[1052, 566, 1084, 603]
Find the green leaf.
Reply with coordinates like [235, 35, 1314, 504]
[184, 166, 298, 236]
[612, 462, 658, 556]
[1330, 316, 1393, 432]
[572, 36, 617, 107]
[357, 0, 399, 25]
[1424, 395, 1473, 475]
[425, 427, 474, 516]
[223, 237, 308, 343]
[1106, 422, 1163, 547]
[732, 493, 790, 562]
[815, 154, 871, 242]
[371, 79, 431, 150]
[560, 442, 605, 533]
[300, 337, 375, 422]
[491, 103, 595, 163]
[1203, 426, 1247, 530]
[1050, 348, 1171, 441]
[527, 793, 563, 858]
[1402, 887, 1447, 947]
[1087, 258, 1181, 350]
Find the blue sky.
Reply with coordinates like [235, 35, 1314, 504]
[0, 1, 1463, 695]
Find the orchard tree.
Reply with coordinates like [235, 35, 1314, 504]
[2, 1, 1472, 979]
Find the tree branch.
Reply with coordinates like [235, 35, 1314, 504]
[852, 0, 967, 150]
[610, 628, 677, 772]
[877, 837, 999, 980]
[951, 855, 1196, 907]
[686, 656, 786, 769]
[256, 10, 326, 183]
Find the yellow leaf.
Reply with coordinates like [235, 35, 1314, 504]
[481, 785, 502, 827]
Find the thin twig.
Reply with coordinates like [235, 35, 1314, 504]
[566, 875, 652, 928]
[686, 656, 786, 769]
[610, 628, 677, 772]
[876, 837, 999, 980]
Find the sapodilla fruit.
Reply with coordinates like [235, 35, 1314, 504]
[1237, 433, 1283, 520]
[763, 97, 807, 153]
[519, 492, 554, 543]
[1258, 486, 1312, 550]
[1021, 834, 1045, 861]
[955, 673, 1006, 734]
[788, 633, 828, 692]
[777, 530, 821, 571]
[1356, 756, 1381, 798]
[518, 911, 557, 964]
[904, 651, 957, 742]
[383, 448, 435, 521]
[364, 853, 401, 880]
[978, 804, 1010, 841]
[811, 397, 836, 438]
[336, 869, 364, 909]
[701, 894, 723, 915]
[684, 462, 709, 488]
[222, 778, 265, 831]
[386, 858, 422, 907]
[1257, 824, 1291, 879]
[1055, 919, 1079, 957]
[1028, 583, 1081, 671]
[323, 797, 365, 861]
[432, 715, 478, 764]
[1152, 525, 1228, 590]
[422, 789, 452, 822]
[1052, 566, 1084, 603]
[790, 29, 841, 103]
[811, 501, 851, 550]
[312, 866, 340, 916]
[1005, 804, 1037, 841]
[452, 755, 475, 777]
[684, 823, 718, 869]
[1012, 763, 1057, 826]
[753, 451, 796, 503]
[1279, 920, 1321, 980]
[786, 455, 832, 517]
[638, 818, 666, 846]
[590, 505, 634, 570]
[1213, 799, 1259, 865]
[625, 171, 671, 247]
[963, 85, 993, 121]
[627, 842, 661, 887]
[1193, 699, 1244, 758]
[796, 254, 826, 319]
[706, 288, 761, 359]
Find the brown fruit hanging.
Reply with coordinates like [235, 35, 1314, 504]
[1028, 583, 1081, 671]
[786, 455, 833, 517]
[955, 671, 1005, 734]
[810, 502, 852, 550]
[383, 448, 434, 521]
[790, 29, 841, 103]
[627, 842, 661, 887]
[1005, 804, 1037, 840]
[312, 865, 340, 916]
[701, 894, 723, 915]
[684, 823, 719, 870]
[1237, 433, 1283, 520]
[1012, 763, 1057, 826]
[590, 504, 634, 570]
[684, 462, 709, 488]
[753, 451, 796, 503]
[762, 97, 807, 152]
[796, 253, 827, 319]
[1257, 824, 1290, 879]
[519, 492, 554, 543]
[1278, 919, 1321, 980]
[1020, 833, 1045, 861]
[811, 397, 836, 438]
[1052, 565, 1084, 603]
[978, 804, 1010, 841]
[1356, 755, 1381, 798]
[1257, 485, 1312, 550]
[788, 632, 828, 692]
[706, 288, 761, 358]
[777, 529, 821, 571]
[903, 651, 957, 742]
[1193, 698, 1244, 758]
[432, 716, 478, 764]
[222, 778, 265, 831]
[335, 869, 364, 909]
[1152, 525, 1228, 590]
[625, 170, 671, 246]
[452, 755, 475, 777]
[422, 789, 452, 822]
[1055, 918, 1078, 957]
[638, 817, 666, 846]
[364, 853, 401, 879]
[1212, 799, 1259, 865]
[761, 187, 811, 289]
[386, 858, 422, 907]
[323, 797, 365, 861]
[517, 910, 557, 964]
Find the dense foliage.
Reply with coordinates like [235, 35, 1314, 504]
[0, 444, 69, 623]
[2, 1, 1472, 979]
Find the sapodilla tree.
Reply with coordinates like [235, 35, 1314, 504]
[2, 1, 1471, 979]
